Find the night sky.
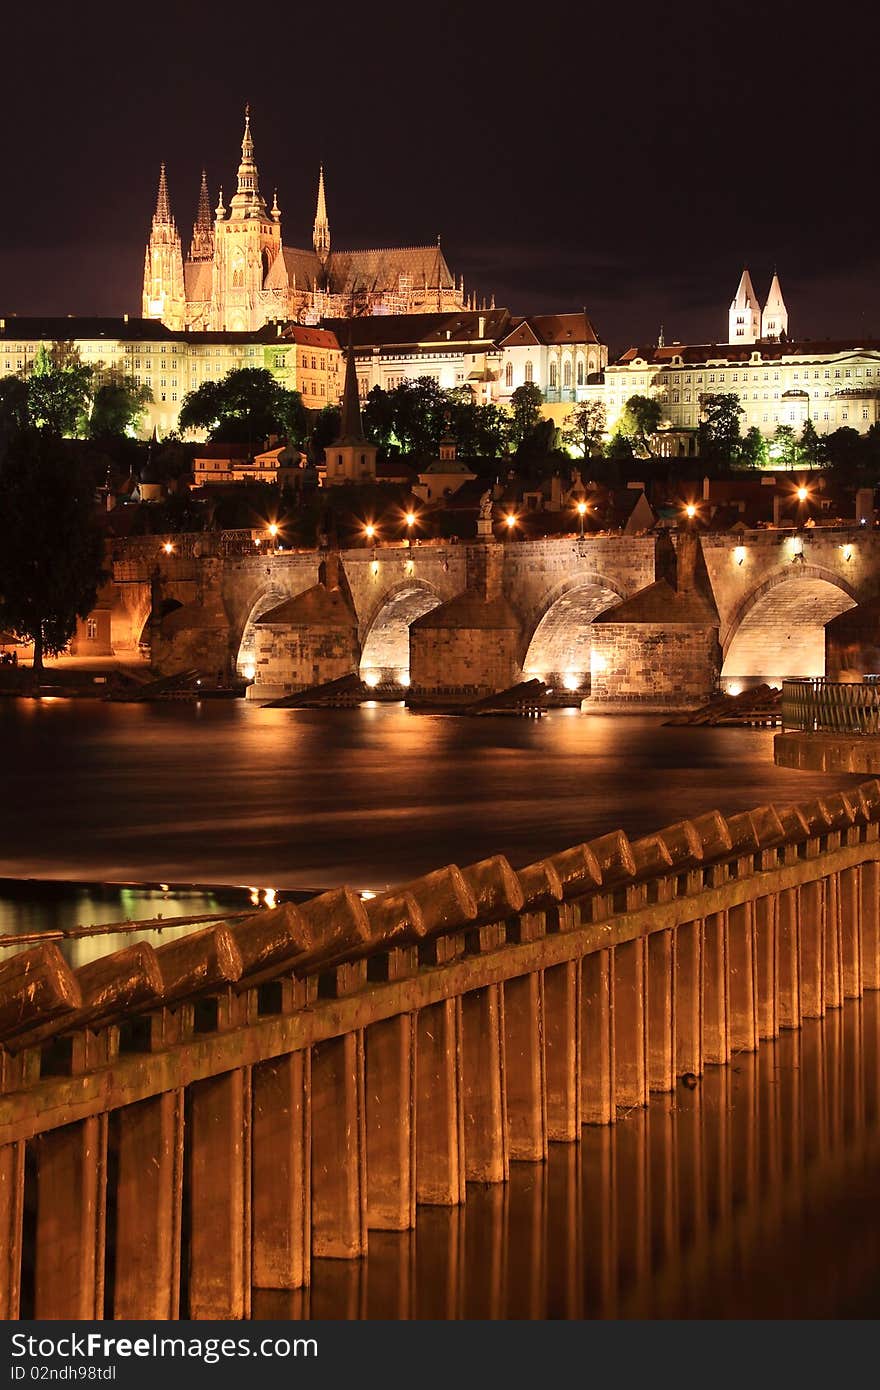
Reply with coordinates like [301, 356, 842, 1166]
[3, 2, 878, 352]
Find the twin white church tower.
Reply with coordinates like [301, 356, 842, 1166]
[728, 268, 788, 344]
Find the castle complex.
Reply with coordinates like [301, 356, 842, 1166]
[143, 110, 468, 332]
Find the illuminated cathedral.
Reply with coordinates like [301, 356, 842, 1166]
[142, 109, 469, 332]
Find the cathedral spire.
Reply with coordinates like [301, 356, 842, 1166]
[313, 165, 330, 264]
[153, 163, 173, 225]
[761, 270, 788, 341]
[190, 168, 214, 260]
[728, 267, 761, 344]
[230, 103, 266, 216]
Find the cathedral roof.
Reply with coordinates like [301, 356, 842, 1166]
[276, 246, 324, 291]
[326, 244, 456, 296]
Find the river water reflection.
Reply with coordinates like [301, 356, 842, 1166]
[258, 995, 880, 1320]
[0, 697, 862, 894]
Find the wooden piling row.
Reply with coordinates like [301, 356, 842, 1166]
[2, 782, 879, 1316]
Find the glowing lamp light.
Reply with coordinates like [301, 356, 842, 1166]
[248, 888, 260, 907]
[371, 559, 380, 576]
[399, 673, 411, 687]
[842, 543, 853, 562]
[360, 890, 377, 901]
[796, 486, 808, 502]
[576, 501, 588, 517]
[363, 670, 381, 688]
[788, 535, 804, 556]
[242, 663, 256, 682]
[263, 888, 278, 910]
[562, 673, 582, 692]
[734, 545, 746, 566]
[364, 522, 376, 540]
[685, 503, 696, 520]
[504, 513, 517, 529]
[405, 558, 415, 575]
[404, 511, 416, 527]
[254, 536, 262, 547]
[727, 682, 743, 697]
[267, 522, 279, 538]
[162, 540, 174, 555]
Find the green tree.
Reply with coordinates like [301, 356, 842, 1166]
[617, 394, 661, 457]
[310, 404, 341, 460]
[387, 377, 448, 456]
[178, 367, 307, 446]
[697, 392, 743, 462]
[562, 400, 607, 457]
[362, 385, 396, 450]
[508, 382, 544, 449]
[27, 344, 93, 437]
[0, 376, 30, 445]
[770, 423, 799, 469]
[799, 417, 821, 470]
[739, 425, 769, 469]
[88, 372, 153, 438]
[471, 403, 511, 458]
[0, 435, 106, 678]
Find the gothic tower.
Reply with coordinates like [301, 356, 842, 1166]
[211, 107, 283, 331]
[761, 271, 788, 340]
[313, 165, 330, 271]
[142, 164, 186, 329]
[326, 343, 377, 484]
[189, 169, 214, 261]
[728, 268, 761, 345]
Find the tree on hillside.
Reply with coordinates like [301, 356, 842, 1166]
[508, 382, 544, 449]
[617, 394, 661, 456]
[0, 434, 106, 678]
[178, 367, 307, 445]
[88, 371, 153, 439]
[387, 377, 449, 456]
[799, 417, 821, 470]
[697, 392, 743, 462]
[770, 423, 799, 469]
[739, 425, 769, 469]
[362, 385, 396, 450]
[562, 400, 607, 457]
[0, 376, 30, 447]
[27, 344, 93, 437]
[310, 404, 341, 460]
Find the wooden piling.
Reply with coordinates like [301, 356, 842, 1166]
[543, 960, 582, 1140]
[581, 950, 615, 1124]
[311, 1033, 367, 1258]
[460, 985, 508, 1182]
[415, 999, 465, 1205]
[365, 1015, 416, 1229]
[503, 973, 547, 1161]
[613, 938, 647, 1108]
[34, 1116, 106, 1319]
[113, 1091, 183, 1318]
[252, 1051, 311, 1288]
[187, 1068, 250, 1318]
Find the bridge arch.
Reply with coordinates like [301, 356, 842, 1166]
[235, 584, 301, 679]
[721, 565, 859, 686]
[359, 580, 444, 686]
[521, 574, 624, 691]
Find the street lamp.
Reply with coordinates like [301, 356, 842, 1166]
[162, 540, 174, 555]
[504, 512, 518, 538]
[364, 522, 377, 544]
[266, 521, 279, 553]
[684, 503, 697, 520]
[576, 499, 588, 537]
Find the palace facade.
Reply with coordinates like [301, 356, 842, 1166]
[600, 272, 880, 441]
[143, 110, 469, 333]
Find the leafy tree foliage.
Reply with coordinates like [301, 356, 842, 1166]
[697, 392, 743, 462]
[616, 394, 662, 456]
[27, 345, 93, 437]
[508, 382, 544, 449]
[0, 433, 106, 676]
[178, 368, 307, 446]
[739, 425, 769, 468]
[88, 372, 153, 439]
[770, 423, 799, 469]
[562, 400, 607, 457]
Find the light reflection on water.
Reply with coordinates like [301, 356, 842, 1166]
[0, 698, 863, 894]
[257, 995, 880, 1320]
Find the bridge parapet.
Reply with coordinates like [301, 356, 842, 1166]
[2, 780, 879, 1314]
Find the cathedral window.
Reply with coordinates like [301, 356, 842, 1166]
[525, 360, 534, 383]
[549, 362, 558, 389]
[505, 362, 513, 387]
[563, 362, 571, 388]
[577, 361, 584, 386]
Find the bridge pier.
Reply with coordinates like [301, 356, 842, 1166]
[187, 1069, 251, 1319]
[252, 1052, 311, 1290]
[113, 1091, 183, 1318]
[34, 1117, 106, 1319]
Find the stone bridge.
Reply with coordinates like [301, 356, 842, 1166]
[108, 526, 880, 709]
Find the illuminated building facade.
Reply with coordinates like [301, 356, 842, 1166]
[0, 317, 341, 437]
[599, 273, 880, 440]
[143, 110, 469, 333]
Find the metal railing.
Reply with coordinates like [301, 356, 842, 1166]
[782, 677, 880, 734]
